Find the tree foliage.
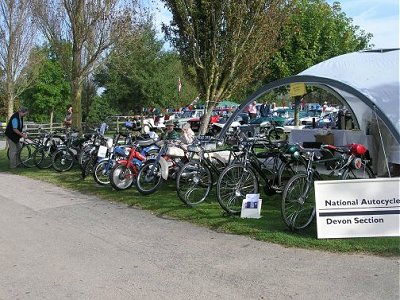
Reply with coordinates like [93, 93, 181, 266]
[33, 0, 136, 132]
[162, 0, 292, 133]
[0, 0, 39, 119]
[266, 0, 373, 81]
[96, 20, 198, 115]
[21, 46, 70, 123]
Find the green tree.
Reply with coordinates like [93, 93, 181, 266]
[21, 46, 70, 123]
[96, 21, 198, 115]
[266, 0, 373, 81]
[162, 0, 292, 133]
[33, 0, 134, 133]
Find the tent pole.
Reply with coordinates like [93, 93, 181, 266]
[374, 106, 391, 177]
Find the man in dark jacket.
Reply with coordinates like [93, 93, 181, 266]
[260, 100, 270, 118]
[5, 107, 29, 168]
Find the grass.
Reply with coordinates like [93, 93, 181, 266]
[1, 147, 399, 256]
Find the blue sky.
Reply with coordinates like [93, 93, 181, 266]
[150, 0, 399, 49]
[327, 0, 399, 48]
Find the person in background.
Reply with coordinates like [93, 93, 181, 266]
[5, 107, 29, 168]
[64, 104, 73, 128]
[180, 122, 195, 145]
[322, 101, 328, 113]
[162, 120, 180, 140]
[248, 101, 257, 119]
[260, 100, 270, 117]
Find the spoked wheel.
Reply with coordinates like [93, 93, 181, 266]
[52, 149, 74, 172]
[109, 164, 134, 190]
[34, 146, 54, 169]
[176, 160, 212, 207]
[216, 164, 259, 215]
[136, 160, 164, 195]
[18, 143, 37, 168]
[93, 160, 112, 185]
[341, 163, 375, 179]
[276, 159, 307, 191]
[268, 128, 286, 144]
[281, 173, 316, 231]
[82, 155, 97, 179]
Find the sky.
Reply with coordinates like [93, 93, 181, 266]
[149, 0, 400, 50]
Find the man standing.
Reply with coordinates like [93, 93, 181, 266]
[260, 100, 270, 117]
[5, 107, 29, 168]
[64, 105, 73, 128]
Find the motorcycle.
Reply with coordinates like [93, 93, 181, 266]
[135, 139, 189, 195]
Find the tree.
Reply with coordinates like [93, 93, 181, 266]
[96, 20, 198, 115]
[266, 0, 372, 81]
[162, 0, 292, 134]
[33, 0, 135, 132]
[0, 0, 39, 120]
[21, 46, 70, 123]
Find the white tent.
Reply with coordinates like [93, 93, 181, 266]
[221, 49, 399, 141]
[219, 49, 400, 174]
[299, 49, 399, 142]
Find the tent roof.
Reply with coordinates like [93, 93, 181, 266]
[219, 49, 400, 143]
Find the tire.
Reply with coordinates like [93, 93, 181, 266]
[34, 146, 55, 169]
[78, 144, 94, 168]
[276, 159, 307, 191]
[81, 155, 97, 179]
[176, 160, 212, 207]
[136, 160, 164, 195]
[216, 164, 259, 215]
[18, 143, 38, 168]
[268, 128, 286, 144]
[281, 173, 316, 231]
[109, 163, 134, 190]
[52, 149, 74, 172]
[341, 163, 375, 180]
[93, 160, 112, 185]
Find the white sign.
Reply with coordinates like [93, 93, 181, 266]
[315, 178, 400, 239]
[241, 194, 262, 219]
[97, 145, 107, 158]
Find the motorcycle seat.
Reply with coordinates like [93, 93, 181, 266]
[136, 138, 156, 147]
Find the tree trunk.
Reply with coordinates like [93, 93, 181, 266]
[71, 77, 83, 133]
[199, 105, 214, 135]
[50, 108, 54, 131]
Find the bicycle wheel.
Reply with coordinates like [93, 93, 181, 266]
[341, 163, 375, 179]
[19, 143, 38, 168]
[176, 160, 212, 207]
[268, 128, 286, 144]
[281, 173, 316, 231]
[52, 149, 74, 172]
[136, 160, 164, 195]
[276, 159, 307, 191]
[34, 146, 54, 169]
[109, 163, 134, 190]
[82, 155, 97, 179]
[93, 160, 112, 185]
[216, 164, 259, 215]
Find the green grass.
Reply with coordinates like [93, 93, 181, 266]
[1, 148, 399, 256]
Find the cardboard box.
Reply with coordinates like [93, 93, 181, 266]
[315, 133, 334, 145]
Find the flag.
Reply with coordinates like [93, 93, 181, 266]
[178, 77, 182, 93]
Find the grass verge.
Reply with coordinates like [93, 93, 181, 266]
[1, 148, 399, 256]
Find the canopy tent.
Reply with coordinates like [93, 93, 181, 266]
[219, 49, 400, 144]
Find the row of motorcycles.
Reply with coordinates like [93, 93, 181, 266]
[76, 122, 190, 195]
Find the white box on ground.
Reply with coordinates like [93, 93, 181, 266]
[241, 194, 262, 219]
[315, 178, 400, 239]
